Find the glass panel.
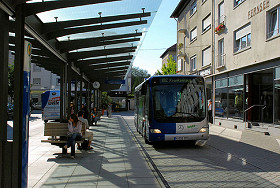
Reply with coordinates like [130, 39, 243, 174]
[275, 67, 280, 80]
[269, 10, 277, 37]
[215, 88, 227, 118]
[203, 15, 211, 31]
[274, 80, 280, 125]
[229, 75, 243, 86]
[202, 47, 211, 66]
[241, 36, 247, 49]
[247, 33, 251, 47]
[215, 78, 228, 88]
[218, 2, 224, 24]
[228, 86, 243, 119]
[152, 77, 206, 123]
[191, 1, 197, 15]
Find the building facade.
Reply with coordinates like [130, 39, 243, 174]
[172, 0, 280, 136]
[160, 44, 177, 68]
[30, 63, 60, 108]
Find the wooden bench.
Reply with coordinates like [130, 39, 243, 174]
[41, 122, 86, 154]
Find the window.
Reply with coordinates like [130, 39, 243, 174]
[234, 0, 245, 7]
[234, 24, 251, 52]
[33, 64, 41, 72]
[202, 14, 211, 32]
[202, 46, 211, 67]
[202, 0, 207, 4]
[190, 0, 197, 16]
[190, 27, 197, 42]
[190, 55, 197, 72]
[218, 1, 224, 24]
[56, 78, 60, 86]
[33, 78, 41, 86]
[218, 39, 225, 67]
[177, 59, 183, 72]
[267, 6, 280, 38]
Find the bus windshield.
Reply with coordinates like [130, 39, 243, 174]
[152, 77, 206, 123]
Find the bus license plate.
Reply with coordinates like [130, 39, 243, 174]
[174, 136, 188, 140]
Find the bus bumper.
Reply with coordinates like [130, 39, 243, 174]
[164, 132, 209, 141]
[149, 132, 209, 142]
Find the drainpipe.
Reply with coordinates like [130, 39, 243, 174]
[212, 0, 216, 125]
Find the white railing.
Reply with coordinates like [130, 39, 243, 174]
[215, 15, 226, 27]
[216, 54, 225, 68]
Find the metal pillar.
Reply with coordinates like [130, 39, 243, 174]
[79, 75, 83, 110]
[60, 65, 65, 122]
[67, 63, 72, 117]
[0, 8, 10, 188]
[75, 77, 78, 113]
[86, 82, 90, 123]
[13, 3, 25, 188]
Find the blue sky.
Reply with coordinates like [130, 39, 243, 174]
[133, 0, 180, 75]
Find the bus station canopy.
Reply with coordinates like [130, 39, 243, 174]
[4, 0, 162, 91]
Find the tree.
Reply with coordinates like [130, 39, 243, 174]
[131, 67, 150, 94]
[101, 92, 112, 109]
[156, 55, 177, 75]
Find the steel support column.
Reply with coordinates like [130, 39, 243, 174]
[0, 8, 10, 188]
[75, 77, 78, 113]
[79, 75, 83, 110]
[12, 3, 25, 188]
[60, 65, 65, 122]
[67, 63, 71, 116]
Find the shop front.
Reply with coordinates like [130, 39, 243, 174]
[214, 60, 280, 136]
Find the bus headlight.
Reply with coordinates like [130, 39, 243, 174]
[199, 128, 208, 133]
[150, 129, 162, 134]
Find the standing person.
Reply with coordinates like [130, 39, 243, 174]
[108, 103, 112, 118]
[208, 99, 213, 124]
[81, 104, 88, 119]
[64, 114, 82, 158]
[77, 111, 93, 150]
[70, 102, 75, 115]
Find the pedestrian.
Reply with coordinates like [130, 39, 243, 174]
[64, 114, 82, 158]
[107, 103, 112, 118]
[77, 111, 93, 150]
[92, 107, 100, 125]
[70, 102, 75, 115]
[208, 99, 213, 123]
[81, 104, 89, 119]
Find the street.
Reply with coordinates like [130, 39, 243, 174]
[121, 113, 280, 188]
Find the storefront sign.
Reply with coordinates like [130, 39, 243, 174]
[229, 75, 243, 86]
[215, 78, 228, 88]
[248, 0, 269, 19]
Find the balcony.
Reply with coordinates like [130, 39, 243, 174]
[216, 54, 226, 69]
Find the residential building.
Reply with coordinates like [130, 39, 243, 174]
[160, 44, 177, 68]
[171, 0, 213, 101]
[172, 0, 280, 137]
[30, 63, 60, 108]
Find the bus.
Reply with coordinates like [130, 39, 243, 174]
[134, 75, 209, 145]
[41, 90, 60, 122]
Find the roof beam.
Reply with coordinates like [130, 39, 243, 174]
[47, 20, 147, 40]
[43, 12, 151, 33]
[77, 55, 133, 65]
[25, 0, 122, 16]
[60, 37, 140, 53]
[68, 46, 136, 60]
[85, 61, 131, 69]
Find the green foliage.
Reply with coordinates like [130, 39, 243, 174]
[8, 64, 15, 101]
[156, 55, 177, 75]
[131, 67, 150, 94]
[101, 92, 112, 109]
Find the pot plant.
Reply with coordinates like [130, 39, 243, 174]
[215, 23, 225, 34]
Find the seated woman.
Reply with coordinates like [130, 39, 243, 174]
[64, 114, 82, 158]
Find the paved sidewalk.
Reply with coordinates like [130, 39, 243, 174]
[28, 114, 162, 188]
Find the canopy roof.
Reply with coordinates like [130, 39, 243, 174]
[4, 0, 162, 90]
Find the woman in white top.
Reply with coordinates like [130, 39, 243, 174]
[64, 114, 82, 158]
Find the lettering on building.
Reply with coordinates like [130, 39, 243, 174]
[248, 0, 269, 19]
